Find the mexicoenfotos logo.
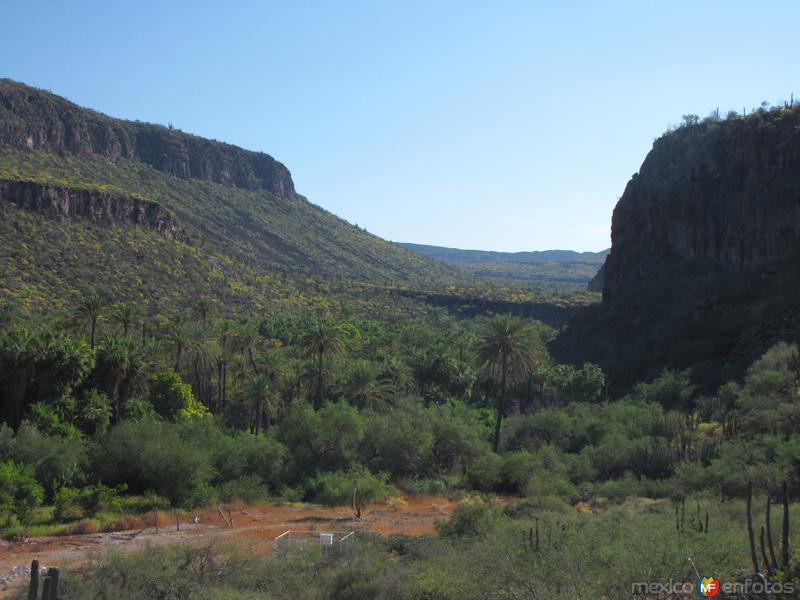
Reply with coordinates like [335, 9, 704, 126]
[696, 577, 720, 597]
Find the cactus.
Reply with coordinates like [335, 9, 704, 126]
[27, 560, 39, 600]
[760, 525, 772, 576]
[782, 480, 790, 569]
[747, 482, 760, 576]
[766, 496, 779, 573]
[46, 567, 59, 600]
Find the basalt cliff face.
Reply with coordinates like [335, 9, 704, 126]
[0, 178, 183, 240]
[555, 106, 800, 393]
[0, 79, 294, 196]
[603, 110, 800, 301]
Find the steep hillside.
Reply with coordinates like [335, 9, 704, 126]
[0, 80, 457, 312]
[399, 242, 607, 291]
[554, 104, 800, 393]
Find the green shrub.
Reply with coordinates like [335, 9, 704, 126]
[435, 495, 500, 537]
[122, 398, 160, 422]
[148, 369, 209, 421]
[309, 467, 395, 506]
[0, 459, 44, 525]
[0, 423, 90, 497]
[76, 389, 112, 435]
[466, 452, 503, 492]
[53, 486, 81, 521]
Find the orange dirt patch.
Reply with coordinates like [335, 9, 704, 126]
[0, 495, 456, 598]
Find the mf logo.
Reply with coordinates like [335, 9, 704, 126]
[696, 577, 720, 597]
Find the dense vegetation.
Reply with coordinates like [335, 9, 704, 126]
[1, 297, 798, 540]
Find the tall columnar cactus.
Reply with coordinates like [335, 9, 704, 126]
[747, 483, 760, 576]
[767, 496, 779, 573]
[27, 560, 39, 600]
[783, 480, 791, 570]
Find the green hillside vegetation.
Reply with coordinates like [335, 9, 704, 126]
[0, 147, 455, 285]
[2, 301, 800, 597]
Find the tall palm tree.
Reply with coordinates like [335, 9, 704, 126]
[244, 373, 271, 435]
[96, 335, 133, 423]
[475, 314, 541, 452]
[343, 360, 397, 412]
[74, 293, 106, 349]
[235, 320, 262, 374]
[190, 296, 215, 325]
[183, 322, 217, 407]
[158, 313, 191, 372]
[214, 319, 237, 411]
[110, 302, 141, 337]
[0, 327, 39, 429]
[301, 321, 358, 410]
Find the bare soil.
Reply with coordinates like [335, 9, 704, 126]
[0, 495, 455, 597]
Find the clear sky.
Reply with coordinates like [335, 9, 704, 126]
[1, 1, 797, 252]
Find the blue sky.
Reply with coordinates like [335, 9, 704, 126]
[1, 1, 797, 251]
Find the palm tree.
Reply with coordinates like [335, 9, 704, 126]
[300, 321, 358, 410]
[110, 302, 141, 337]
[158, 313, 191, 372]
[235, 320, 262, 374]
[244, 374, 271, 435]
[475, 314, 541, 452]
[0, 327, 39, 429]
[183, 322, 217, 407]
[343, 360, 396, 411]
[74, 293, 106, 349]
[214, 319, 237, 411]
[95, 335, 133, 422]
[190, 296, 215, 325]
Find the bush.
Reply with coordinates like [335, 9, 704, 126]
[0, 460, 44, 525]
[435, 496, 500, 537]
[148, 369, 209, 421]
[0, 423, 90, 497]
[53, 486, 81, 521]
[94, 421, 212, 508]
[122, 398, 160, 422]
[76, 389, 112, 435]
[309, 467, 395, 506]
[466, 452, 503, 492]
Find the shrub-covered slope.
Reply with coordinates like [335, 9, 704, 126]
[0, 80, 456, 310]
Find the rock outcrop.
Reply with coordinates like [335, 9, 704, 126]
[555, 105, 800, 394]
[0, 178, 183, 240]
[0, 80, 295, 197]
[603, 108, 800, 302]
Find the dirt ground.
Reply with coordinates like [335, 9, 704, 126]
[0, 495, 455, 598]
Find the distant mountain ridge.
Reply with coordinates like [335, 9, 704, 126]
[398, 243, 608, 264]
[398, 242, 607, 291]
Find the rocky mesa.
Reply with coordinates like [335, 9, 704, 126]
[556, 105, 800, 393]
[0, 79, 295, 197]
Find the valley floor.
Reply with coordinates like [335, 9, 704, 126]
[0, 495, 455, 598]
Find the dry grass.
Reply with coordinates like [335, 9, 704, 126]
[66, 519, 100, 535]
